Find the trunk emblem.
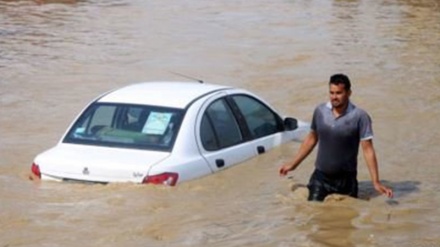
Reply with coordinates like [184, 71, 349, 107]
[82, 167, 90, 175]
[133, 172, 144, 178]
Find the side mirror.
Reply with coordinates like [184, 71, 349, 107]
[284, 117, 298, 131]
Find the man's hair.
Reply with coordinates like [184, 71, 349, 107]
[329, 74, 351, 91]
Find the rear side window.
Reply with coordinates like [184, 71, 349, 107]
[232, 95, 281, 138]
[63, 103, 183, 151]
[200, 99, 242, 151]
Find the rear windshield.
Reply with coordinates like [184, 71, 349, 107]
[63, 103, 184, 151]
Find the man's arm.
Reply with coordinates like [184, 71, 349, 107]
[279, 131, 318, 176]
[361, 139, 393, 198]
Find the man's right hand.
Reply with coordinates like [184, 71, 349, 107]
[279, 164, 293, 176]
[278, 131, 317, 177]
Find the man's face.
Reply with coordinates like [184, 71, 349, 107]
[329, 83, 351, 109]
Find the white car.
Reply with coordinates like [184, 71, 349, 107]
[30, 82, 309, 186]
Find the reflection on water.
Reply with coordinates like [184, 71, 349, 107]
[1, 0, 440, 246]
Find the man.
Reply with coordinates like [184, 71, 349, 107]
[279, 74, 393, 201]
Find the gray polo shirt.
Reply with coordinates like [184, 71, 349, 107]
[311, 101, 373, 174]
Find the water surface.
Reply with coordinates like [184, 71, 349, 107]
[1, 0, 440, 246]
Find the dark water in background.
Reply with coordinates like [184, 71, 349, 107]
[1, 0, 440, 246]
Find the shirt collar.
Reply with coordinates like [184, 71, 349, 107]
[325, 101, 355, 114]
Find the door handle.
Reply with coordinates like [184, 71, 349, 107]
[257, 146, 265, 154]
[216, 159, 225, 168]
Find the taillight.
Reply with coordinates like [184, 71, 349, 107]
[31, 163, 41, 179]
[142, 172, 179, 186]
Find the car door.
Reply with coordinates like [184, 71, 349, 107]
[229, 94, 286, 154]
[196, 95, 255, 172]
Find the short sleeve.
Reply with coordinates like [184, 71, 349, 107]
[359, 110, 373, 140]
[311, 107, 319, 132]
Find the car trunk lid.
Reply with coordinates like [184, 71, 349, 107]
[35, 143, 170, 183]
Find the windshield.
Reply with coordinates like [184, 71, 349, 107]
[63, 103, 184, 151]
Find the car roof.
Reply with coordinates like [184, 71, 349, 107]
[97, 81, 232, 108]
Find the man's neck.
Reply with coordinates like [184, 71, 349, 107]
[332, 103, 348, 118]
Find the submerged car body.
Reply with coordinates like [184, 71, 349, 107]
[31, 82, 309, 186]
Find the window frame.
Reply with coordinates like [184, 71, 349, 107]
[229, 94, 285, 139]
[200, 98, 244, 151]
[199, 94, 285, 151]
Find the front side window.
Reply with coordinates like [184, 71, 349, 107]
[232, 95, 281, 138]
[63, 103, 183, 151]
[200, 99, 242, 151]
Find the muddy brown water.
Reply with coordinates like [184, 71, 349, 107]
[1, 0, 440, 246]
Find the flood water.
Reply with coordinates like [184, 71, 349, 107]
[1, 0, 440, 246]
